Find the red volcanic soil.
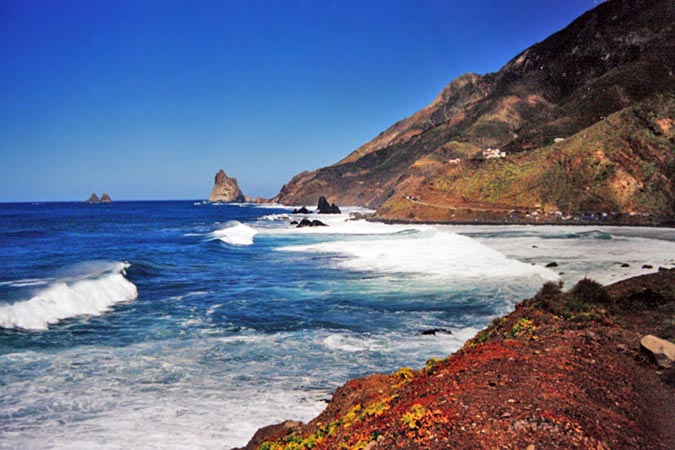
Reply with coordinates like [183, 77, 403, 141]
[238, 270, 675, 450]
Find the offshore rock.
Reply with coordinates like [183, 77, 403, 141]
[85, 193, 100, 204]
[293, 206, 311, 214]
[317, 196, 341, 214]
[297, 218, 328, 228]
[100, 193, 112, 203]
[208, 169, 246, 203]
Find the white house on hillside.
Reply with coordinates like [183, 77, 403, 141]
[483, 148, 506, 159]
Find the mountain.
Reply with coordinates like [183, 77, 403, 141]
[273, 0, 675, 224]
[209, 169, 246, 203]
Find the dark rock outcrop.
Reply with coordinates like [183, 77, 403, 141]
[100, 193, 112, 203]
[209, 169, 246, 203]
[296, 218, 328, 228]
[292, 206, 311, 214]
[317, 196, 341, 214]
[85, 193, 100, 204]
[419, 328, 453, 336]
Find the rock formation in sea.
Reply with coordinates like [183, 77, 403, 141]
[86, 193, 100, 203]
[239, 269, 675, 450]
[209, 169, 246, 203]
[316, 196, 341, 214]
[100, 193, 112, 203]
[273, 0, 675, 225]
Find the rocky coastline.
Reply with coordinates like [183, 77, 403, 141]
[237, 270, 675, 449]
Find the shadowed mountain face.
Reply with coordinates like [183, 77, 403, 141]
[273, 0, 675, 222]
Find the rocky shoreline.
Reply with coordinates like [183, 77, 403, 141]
[237, 270, 675, 449]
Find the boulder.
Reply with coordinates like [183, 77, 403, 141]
[100, 193, 112, 203]
[642, 264, 653, 269]
[235, 420, 303, 450]
[545, 262, 558, 268]
[85, 193, 100, 203]
[640, 334, 675, 368]
[317, 196, 341, 214]
[292, 206, 311, 214]
[208, 169, 246, 202]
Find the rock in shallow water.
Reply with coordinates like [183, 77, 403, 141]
[317, 196, 341, 214]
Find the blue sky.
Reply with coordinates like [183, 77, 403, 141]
[0, 0, 600, 201]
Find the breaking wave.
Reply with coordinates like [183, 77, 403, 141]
[209, 221, 258, 246]
[279, 230, 558, 281]
[0, 262, 138, 331]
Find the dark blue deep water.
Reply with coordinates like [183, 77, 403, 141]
[2, 201, 672, 449]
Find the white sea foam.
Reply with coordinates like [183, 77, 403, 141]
[444, 224, 675, 285]
[209, 221, 258, 246]
[0, 262, 138, 331]
[279, 229, 558, 281]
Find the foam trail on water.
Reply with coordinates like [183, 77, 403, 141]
[210, 220, 258, 246]
[279, 230, 558, 281]
[0, 262, 137, 331]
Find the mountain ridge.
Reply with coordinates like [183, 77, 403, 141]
[273, 0, 675, 223]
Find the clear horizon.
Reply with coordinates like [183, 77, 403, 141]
[1, 0, 600, 202]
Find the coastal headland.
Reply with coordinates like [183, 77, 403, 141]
[272, 0, 675, 226]
[239, 269, 675, 449]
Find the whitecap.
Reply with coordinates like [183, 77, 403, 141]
[0, 262, 138, 331]
[209, 221, 258, 246]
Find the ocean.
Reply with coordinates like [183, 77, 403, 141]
[1, 201, 674, 449]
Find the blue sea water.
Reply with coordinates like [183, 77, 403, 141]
[1, 201, 674, 449]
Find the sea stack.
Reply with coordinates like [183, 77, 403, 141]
[317, 196, 341, 214]
[100, 193, 112, 203]
[86, 193, 100, 204]
[208, 169, 246, 203]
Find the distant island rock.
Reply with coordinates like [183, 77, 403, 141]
[209, 169, 246, 203]
[86, 193, 100, 204]
[85, 193, 112, 204]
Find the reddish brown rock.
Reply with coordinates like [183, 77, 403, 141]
[209, 169, 246, 203]
[242, 270, 675, 450]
